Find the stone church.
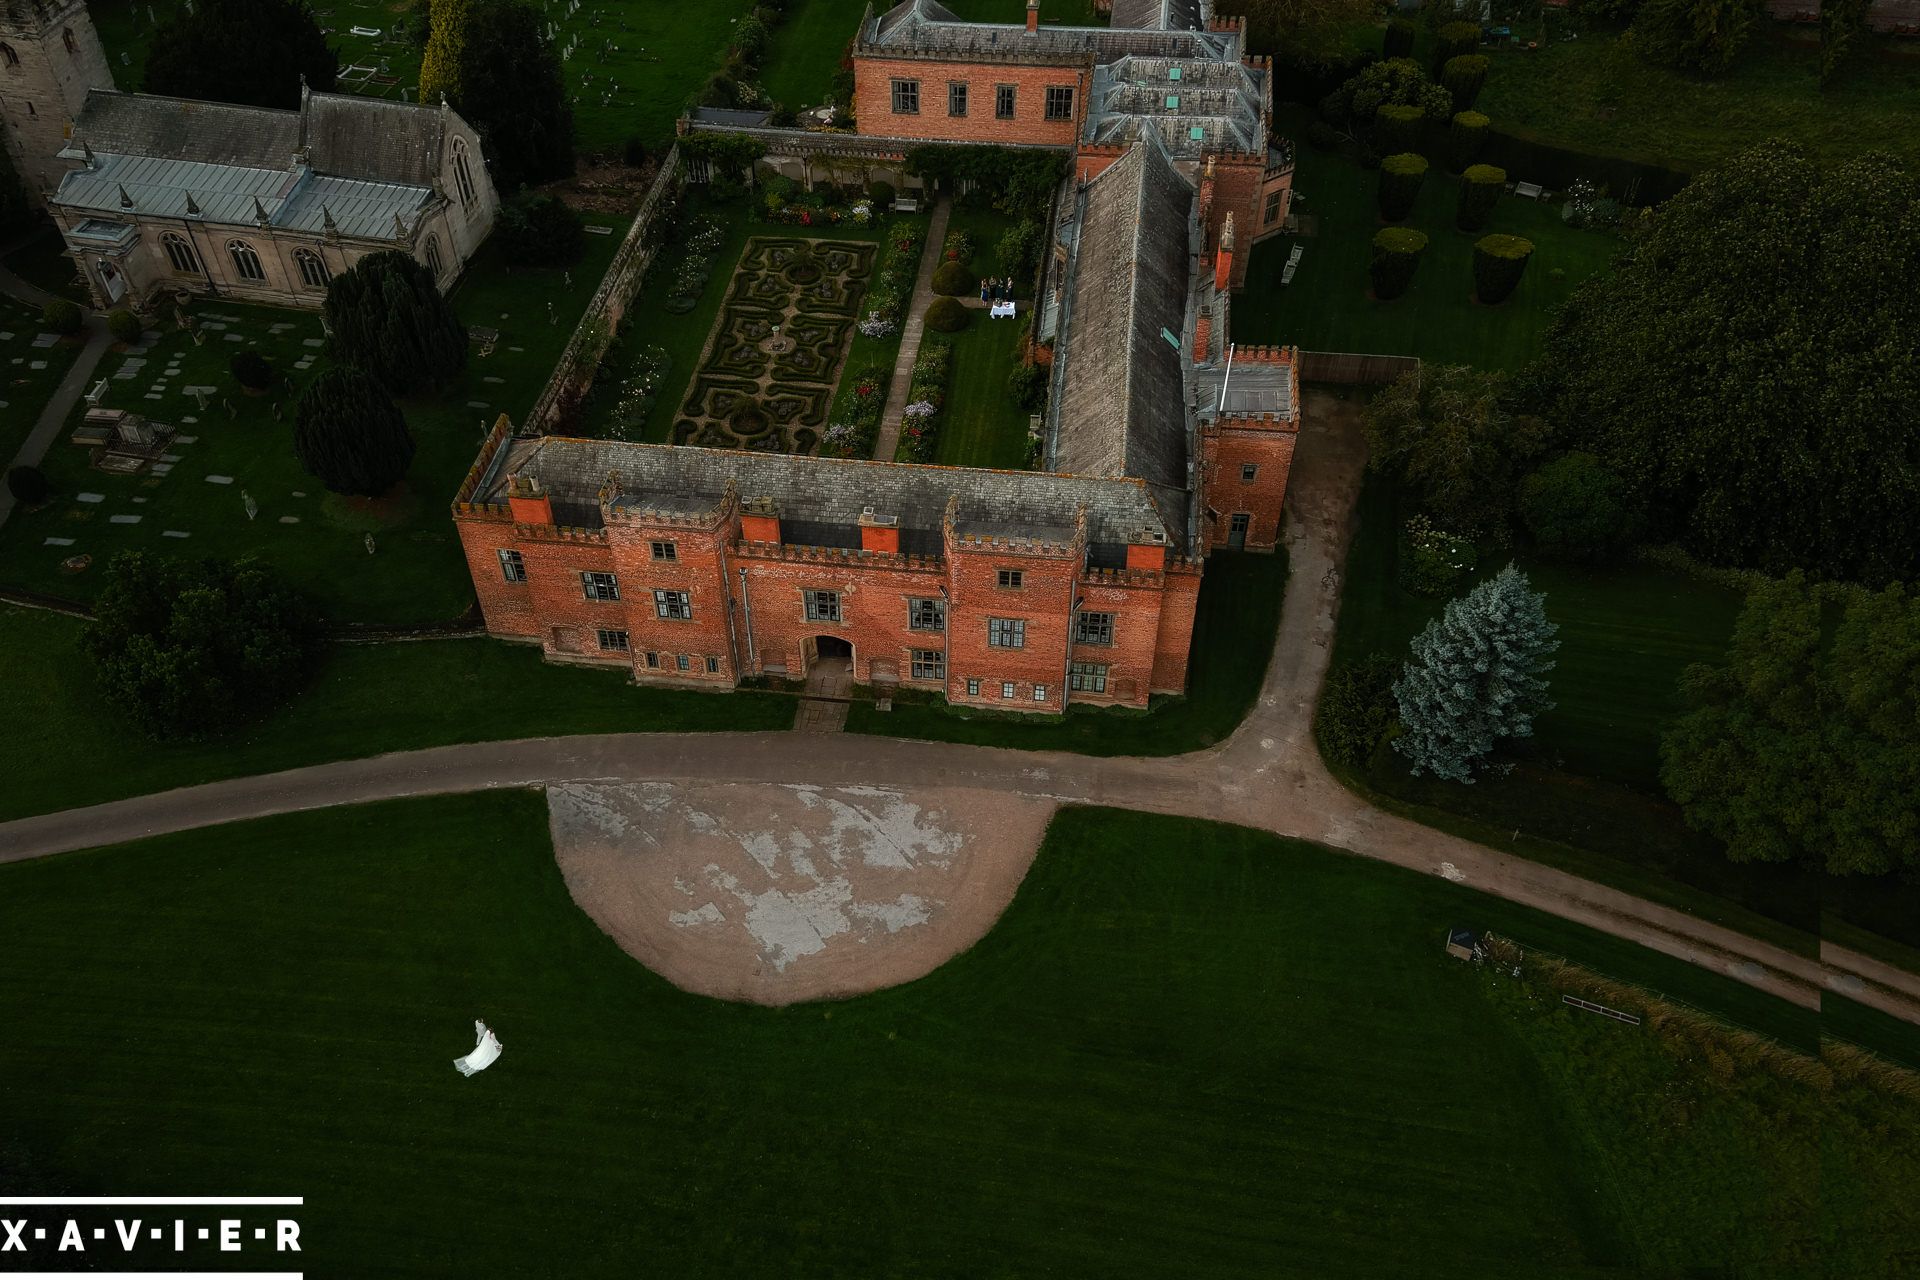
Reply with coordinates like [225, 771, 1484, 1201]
[0, 0, 499, 311]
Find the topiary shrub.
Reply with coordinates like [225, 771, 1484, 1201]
[931, 259, 974, 297]
[1305, 120, 1341, 151]
[1457, 163, 1506, 231]
[1435, 21, 1480, 71]
[1519, 451, 1644, 563]
[868, 179, 896, 208]
[1377, 153, 1429, 222]
[105, 309, 143, 345]
[923, 295, 969, 333]
[1446, 110, 1490, 173]
[7, 464, 51, 506]
[1473, 233, 1534, 304]
[42, 299, 82, 336]
[1383, 16, 1417, 60]
[1371, 103, 1424, 157]
[1442, 54, 1490, 111]
[1370, 227, 1429, 300]
[230, 350, 275, 392]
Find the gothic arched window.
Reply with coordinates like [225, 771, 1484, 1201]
[452, 138, 476, 206]
[161, 232, 199, 275]
[295, 249, 331, 290]
[228, 240, 264, 282]
[424, 235, 444, 280]
[1, 43, 19, 69]
[63, 28, 77, 56]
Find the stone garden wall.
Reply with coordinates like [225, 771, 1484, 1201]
[527, 144, 684, 433]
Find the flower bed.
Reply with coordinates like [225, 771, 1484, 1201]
[821, 365, 890, 459]
[856, 220, 927, 341]
[894, 339, 953, 464]
[664, 216, 728, 314]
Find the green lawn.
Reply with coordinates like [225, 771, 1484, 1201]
[848, 549, 1285, 753]
[1474, 26, 1920, 172]
[0, 231, 619, 624]
[0, 603, 791, 824]
[1, 796, 1868, 1274]
[87, 0, 754, 154]
[0, 294, 84, 462]
[1326, 474, 1821, 948]
[1234, 113, 1620, 370]
[929, 205, 1033, 469]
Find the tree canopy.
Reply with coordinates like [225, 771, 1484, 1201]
[144, 0, 337, 110]
[1525, 142, 1920, 585]
[1365, 365, 1547, 539]
[322, 251, 467, 395]
[447, 0, 575, 190]
[83, 553, 320, 741]
[1660, 574, 1920, 875]
[1215, 0, 1380, 61]
[294, 368, 417, 497]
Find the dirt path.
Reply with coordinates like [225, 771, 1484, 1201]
[548, 780, 1055, 1004]
[0, 389, 1872, 1019]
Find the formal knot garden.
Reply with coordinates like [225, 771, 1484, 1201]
[672, 236, 876, 454]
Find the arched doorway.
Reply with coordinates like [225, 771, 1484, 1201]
[802, 635, 854, 698]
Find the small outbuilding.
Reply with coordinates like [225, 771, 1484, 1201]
[1444, 928, 1481, 962]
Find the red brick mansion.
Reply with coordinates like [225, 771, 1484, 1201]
[452, 0, 1300, 715]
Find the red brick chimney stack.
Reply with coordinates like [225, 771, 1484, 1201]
[1026, 0, 1040, 33]
[1213, 211, 1236, 294]
[506, 474, 554, 526]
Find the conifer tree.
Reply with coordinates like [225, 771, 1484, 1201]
[419, 0, 474, 103]
[294, 368, 417, 497]
[1393, 564, 1559, 782]
[322, 251, 467, 395]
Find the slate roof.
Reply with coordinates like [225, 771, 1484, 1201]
[1107, 0, 1205, 29]
[53, 90, 447, 239]
[864, 0, 1239, 62]
[1049, 142, 1196, 539]
[478, 438, 1175, 559]
[1085, 56, 1267, 157]
[304, 93, 449, 186]
[1193, 357, 1295, 421]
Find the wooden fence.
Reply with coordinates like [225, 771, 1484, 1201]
[1297, 350, 1420, 386]
[524, 144, 684, 433]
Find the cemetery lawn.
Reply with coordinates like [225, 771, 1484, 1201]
[86, 0, 757, 154]
[1326, 474, 1820, 953]
[0, 228, 621, 625]
[1233, 111, 1619, 371]
[848, 550, 1285, 754]
[1, 797, 1863, 1277]
[0, 295, 85, 462]
[0, 604, 791, 824]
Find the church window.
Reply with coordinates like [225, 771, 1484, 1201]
[161, 232, 199, 275]
[295, 249, 331, 289]
[452, 139, 476, 205]
[424, 235, 444, 279]
[63, 29, 77, 56]
[227, 240, 264, 282]
[1, 44, 18, 68]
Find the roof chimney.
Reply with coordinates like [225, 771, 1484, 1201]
[506, 474, 554, 526]
[1026, 0, 1039, 34]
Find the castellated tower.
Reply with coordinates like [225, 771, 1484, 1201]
[0, 0, 115, 203]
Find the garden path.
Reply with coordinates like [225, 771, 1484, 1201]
[4, 391, 1896, 1030]
[872, 199, 950, 462]
[0, 316, 111, 531]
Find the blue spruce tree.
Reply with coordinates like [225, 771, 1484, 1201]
[1393, 563, 1559, 782]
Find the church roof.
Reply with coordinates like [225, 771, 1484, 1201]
[51, 89, 453, 239]
[1048, 142, 1196, 538]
